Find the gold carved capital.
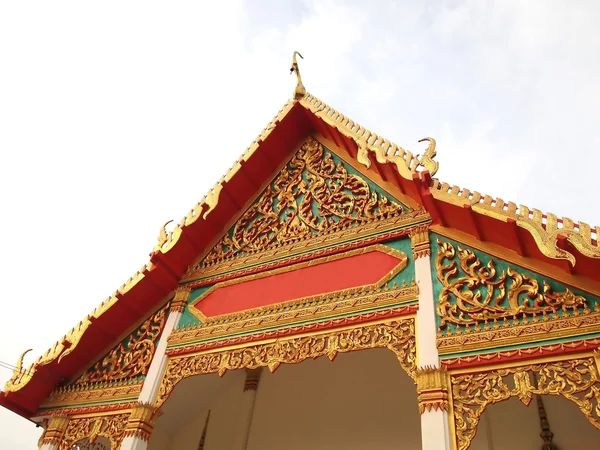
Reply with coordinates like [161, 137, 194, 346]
[171, 287, 192, 313]
[409, 225, 431, 259]
[123, 402, 161, 442]
[416, 366, 449, 414]
[41, 415, 70, 447]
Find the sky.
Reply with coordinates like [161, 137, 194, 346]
[0, 0, 599, 448]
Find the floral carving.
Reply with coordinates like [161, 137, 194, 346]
[199, 137, 405, 267]
[58, 414, 128, 450]
[157, 319, 416, 408]
[77, 306, 167, 383]
[435, 239, 587, 329]
[451, 357, 600, 450]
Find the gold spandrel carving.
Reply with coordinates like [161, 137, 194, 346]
[451, 357, 600, 450]
[435, 239, 588, 329]
[157, 319, 416, 409]
[58, 414, 128, 450]
[77, 306, 167, 383]
[197, 137, 406, 268]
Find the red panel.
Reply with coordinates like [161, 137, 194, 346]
[194, 250, 401, 317]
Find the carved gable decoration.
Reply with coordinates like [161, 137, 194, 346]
[74, 305, 167, 384]
[198, 137, 407, 268]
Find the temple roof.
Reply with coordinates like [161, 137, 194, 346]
[2, 81, 599, 419]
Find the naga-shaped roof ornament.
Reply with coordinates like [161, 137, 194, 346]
[290, 51, 306, 100]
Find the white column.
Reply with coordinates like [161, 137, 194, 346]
[410, 226, 452, 450]
[230, 368, 263, 450]
[119, 288, 189, 450]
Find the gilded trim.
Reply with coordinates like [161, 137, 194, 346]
[450, 354, 600, 450]
[430, 179, 600, 266]
[416, 366, 449, 414]
[58, 413, 129, 450]
[158, 318, 416, 409]
[174, 283, 417, 347]
[184, 212, 427, 283]
[187, 244, 409, 323]
[300, 93, 438, 178]
[409, 224, 431, 259]
[123, 402, 161, 442]
[41, 381, 143, 409]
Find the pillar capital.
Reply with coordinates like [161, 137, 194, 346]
[416, 366, 449, 414]
[409, 224, 431, 259]
[123, 402, 161, 442]
[170, 287, 191, 313]
[243, 367, 263, 392]
[41, 415, 70, 447]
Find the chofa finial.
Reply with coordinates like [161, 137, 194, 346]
[290, 51, 306, 100]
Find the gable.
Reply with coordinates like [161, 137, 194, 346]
[184, 136, 412, 281]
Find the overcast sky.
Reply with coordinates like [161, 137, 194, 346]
[1, 1, 599, 448]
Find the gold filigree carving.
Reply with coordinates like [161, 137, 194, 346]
[41, 379, 143, 409]
[437, 310, 600, 355]
[409, 224, 431, 259]
[171, 287, 191, 313]
[185, 210, 428, 281]
[451, 358, 600, 450]
[171, 283, 417, 347]
[158, 319, 416, 408]
[416, 366, 449, 414]
[436, 239, 587, 329]
[300, 94, 439, 178]
[198, 137, 405, 268]
[58, 414, 129, 450]
[430, 179, 600, 266]
[41, 415, 70, 447]
[77, 306, 167, 383]
[123, 402, 161, 442]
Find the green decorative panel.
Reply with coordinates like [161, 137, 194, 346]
[430, 234, 600, 336]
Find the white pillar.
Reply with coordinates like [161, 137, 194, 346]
[410, 226, 452, 450]
[230, 368, 263, 450]
[119, 288, 189, 450]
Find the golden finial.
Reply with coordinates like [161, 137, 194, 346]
[290, 51, 306, 100]
[11, 349, 32, 380]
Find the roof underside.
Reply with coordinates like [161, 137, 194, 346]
[1, 93, 599, 419]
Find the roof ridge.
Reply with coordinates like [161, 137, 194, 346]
[300, 93, 439, 179]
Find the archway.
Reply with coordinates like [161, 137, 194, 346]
[150, 346, 420, 450]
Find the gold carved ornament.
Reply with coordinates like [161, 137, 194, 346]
[123, 402, 161, 442]
[409, 224, 431, 259]
[416, 366, 450, 414]
[58, 413, 129, 450]
[198, 137, 406, 268]
[156, 318, 416, 408]
[435, 239, 587, 329]
[77, 306, 167, 384]
[450, 356, 600, 450]
[41, 415, 70, 447]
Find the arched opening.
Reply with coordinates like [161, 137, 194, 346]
[469, 395, 600, 450]
[150, 347, 420, 449]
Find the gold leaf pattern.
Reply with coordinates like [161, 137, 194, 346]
[435, 239, 587, 328]
[77, 306, 167, 383]
[156, 319, 416, 409]
[451, 357, 600, 450]
[200, 137, 405, 267]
